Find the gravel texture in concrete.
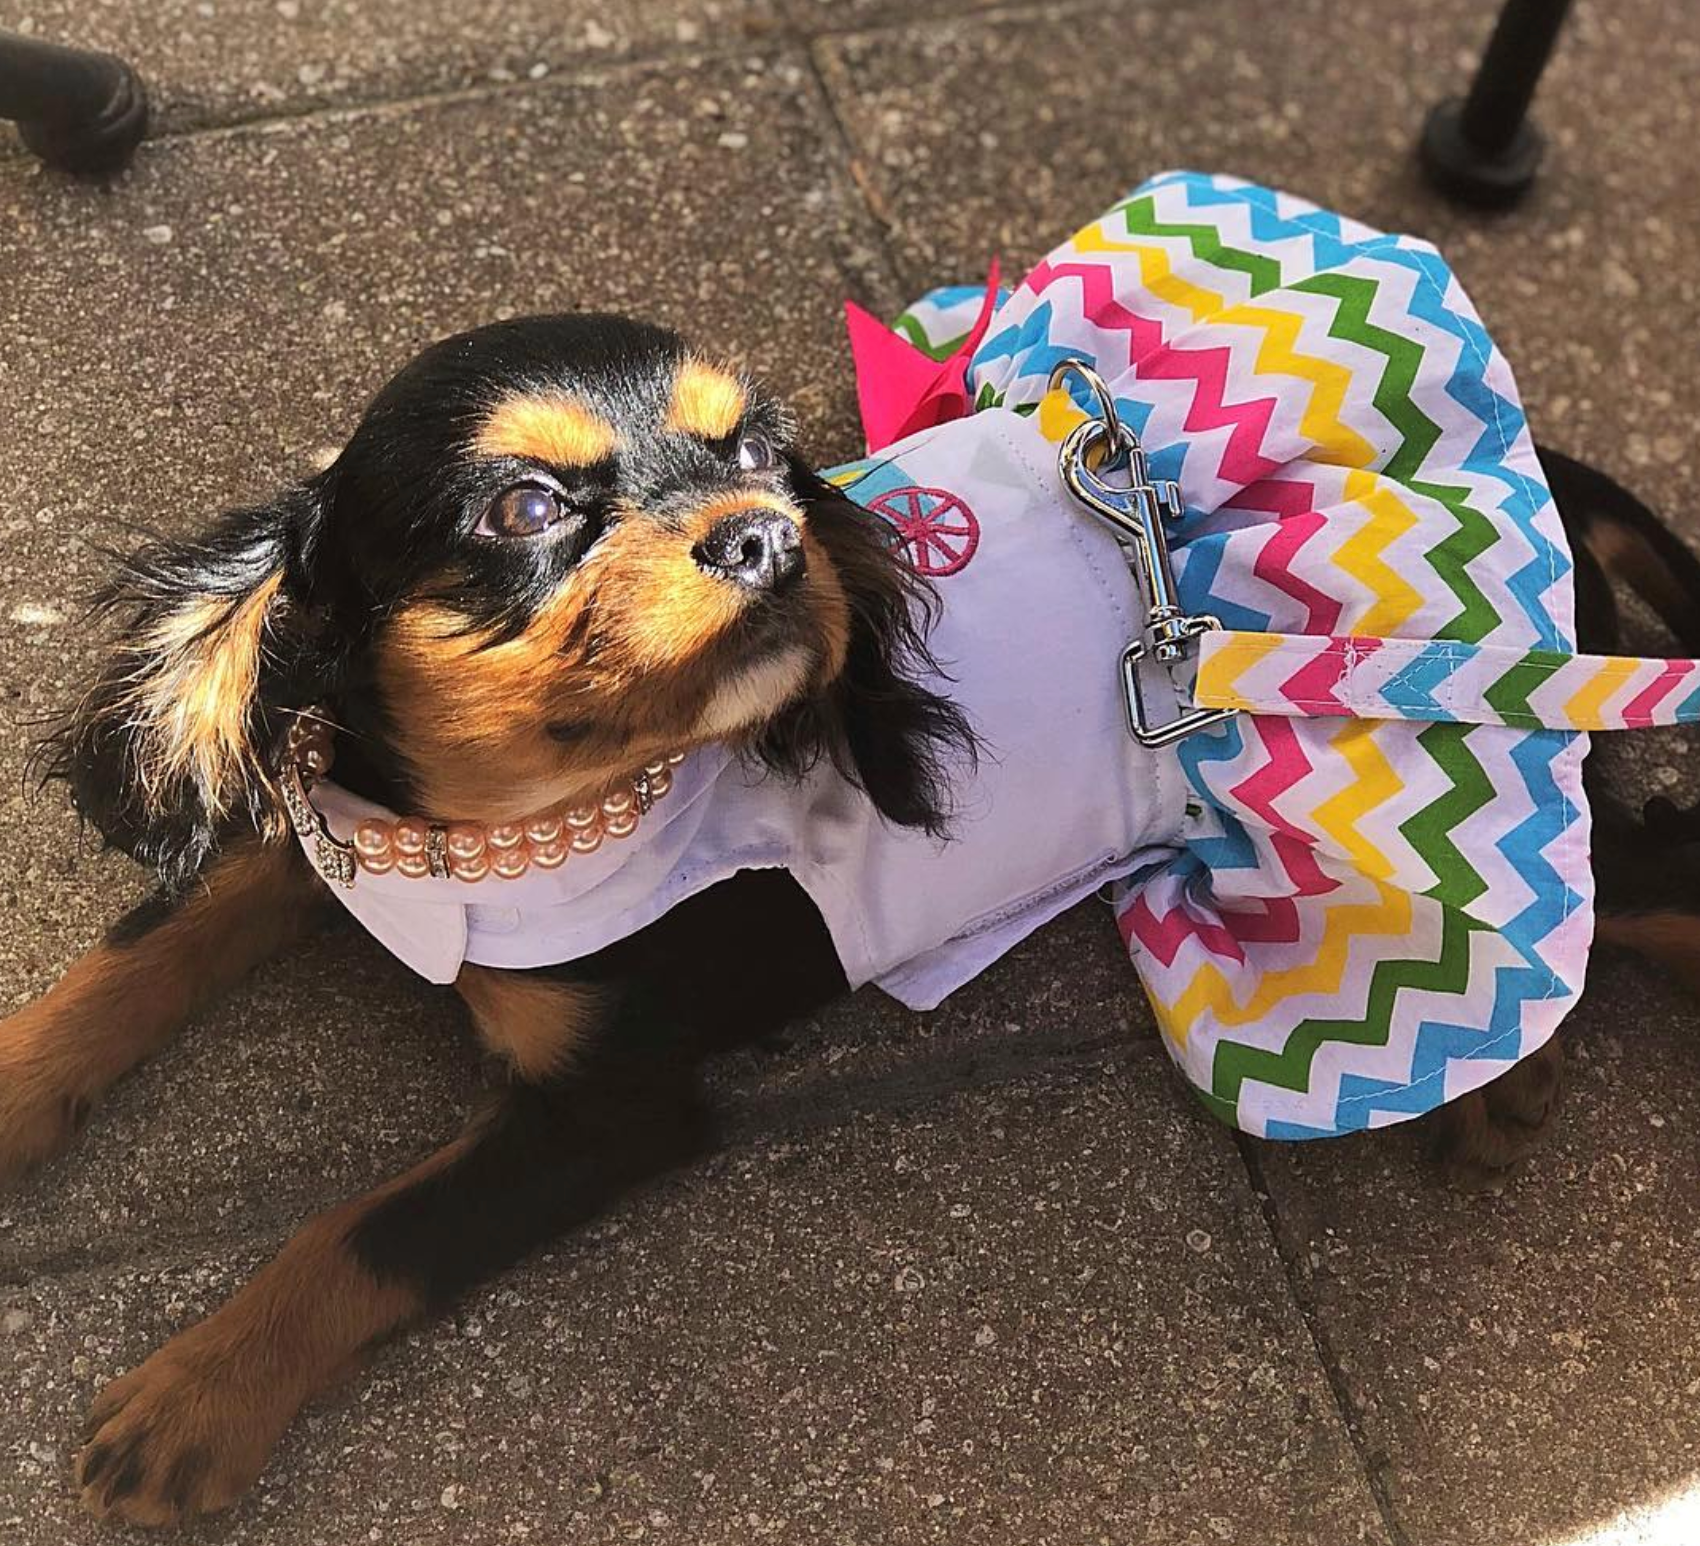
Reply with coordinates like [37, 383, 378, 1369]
[1255, 951, 1700, 1546]
[6, 0, 1700, 1541]
[3, 1059, 1388, 1545]
[4, 1, 787, 136]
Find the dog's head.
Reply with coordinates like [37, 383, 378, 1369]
[45, 315, 974, 889]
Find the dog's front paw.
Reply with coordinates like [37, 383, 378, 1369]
[78, 1325, 294, 1527]
[0, 1018, 96, 1189]
[1429, 1038, 1564, 1192]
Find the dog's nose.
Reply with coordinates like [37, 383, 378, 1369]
[694, 510, 805, 591]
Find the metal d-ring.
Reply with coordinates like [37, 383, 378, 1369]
[1049, 358, 1238, 748]
[1048, 359, 1132, 464]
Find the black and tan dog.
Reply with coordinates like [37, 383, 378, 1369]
[1, 316, 1696, 1525]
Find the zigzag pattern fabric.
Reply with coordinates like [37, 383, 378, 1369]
[887, 171, 1590, 1138]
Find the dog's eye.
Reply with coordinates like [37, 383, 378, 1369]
[477, 484, 564, 540]
[737, 430, 776, 473]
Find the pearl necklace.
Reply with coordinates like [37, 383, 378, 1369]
[278, 709, 684, 888]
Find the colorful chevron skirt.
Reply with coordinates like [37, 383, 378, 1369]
[877, 171, 1590, 1139]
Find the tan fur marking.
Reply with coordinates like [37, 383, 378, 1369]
[475, 392, 619, 468]
[617, 520, 762, 669]
[79, 1157, 442, 1524]
[0, 839, 321, 1187]
[380, 598, 624, 818]
[1428, 1037, 1564, 1189]
[693, 646, 815, 738]
[1598, 911, 1700, 996]
[684, 489, 801, 541]
[1584, 521, 1696, 642]
[665, 359, 746, 440]
[457, 964, 595, 1080]
[620, 493, 806, 671]
[122, 570, 283, 819]
[802, 532, 853, 683]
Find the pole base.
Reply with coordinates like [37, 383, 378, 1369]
[1419, 96, 1544, 210]
[17, 58, 148, 175]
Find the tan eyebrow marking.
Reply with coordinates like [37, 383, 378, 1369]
[474, 393, 619, 467]
[665, 358, 746, 440]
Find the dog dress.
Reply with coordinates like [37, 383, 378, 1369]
[300, 172, 1614, 1139]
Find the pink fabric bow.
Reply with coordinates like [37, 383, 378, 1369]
[844, 259, 1001, 455]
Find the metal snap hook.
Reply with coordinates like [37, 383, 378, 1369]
[1048, 356, 1239, 748]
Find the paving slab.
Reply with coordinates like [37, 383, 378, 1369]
[5, 2, 1698, 1542]
[2, 1056, 1390, 1545]
[3, 1, 785, 138]
[1254, 952, 1700, 1546]
[0, 925, 486, 1280]
[0, 52, 906, 1269]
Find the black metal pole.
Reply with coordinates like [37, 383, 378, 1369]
[1419, 0, 1573, 209]
[0, 30, 147, 175]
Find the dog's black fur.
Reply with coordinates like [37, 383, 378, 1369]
[6, 315, 1699, 1524]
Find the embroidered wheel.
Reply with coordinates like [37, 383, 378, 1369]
[868, 485, 980, 577]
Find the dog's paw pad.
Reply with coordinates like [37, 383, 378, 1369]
[78, 1345, 282, 1526]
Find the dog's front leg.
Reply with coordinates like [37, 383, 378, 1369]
[77, 967, 708, 1526]
[0, 838, 325, 1187]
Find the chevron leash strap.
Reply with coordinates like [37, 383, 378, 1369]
[1191, 632, 1700, 733]
[1051, 358, 1697, 742]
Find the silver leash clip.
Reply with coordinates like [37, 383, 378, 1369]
[1049, 360, 1238, 748]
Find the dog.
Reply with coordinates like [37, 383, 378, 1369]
[3, 313, 1698, 1526]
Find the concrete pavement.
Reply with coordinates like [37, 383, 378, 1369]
[4, 1, 1700, 1540]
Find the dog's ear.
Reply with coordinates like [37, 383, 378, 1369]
[38, 477, 331, 891]
[753, 459, 977, 835]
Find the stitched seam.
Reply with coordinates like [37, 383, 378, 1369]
[1324, 1016, 1562, 1113]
